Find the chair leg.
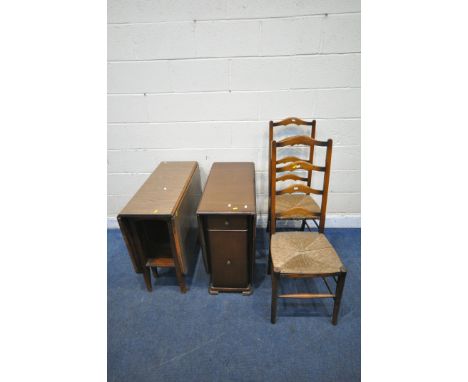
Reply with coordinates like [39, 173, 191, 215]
[300, 220, 306, 231]
[151, 267, 159, 278]
[332, 271, 347, 325]
[143, 267, 152, 292]
[271, 272, 280, 324]
[318, 219, 325, 234]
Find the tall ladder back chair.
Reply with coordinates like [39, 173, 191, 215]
[269, 135, 347, 325]
[267, 117, 316, 233]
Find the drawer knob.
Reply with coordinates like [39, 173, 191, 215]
[224, 220, 229, 226]
[226, 260, 231, 265]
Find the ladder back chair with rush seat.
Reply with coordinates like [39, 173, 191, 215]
[267, 117, 317, 233]
[269, 135, 347, 325]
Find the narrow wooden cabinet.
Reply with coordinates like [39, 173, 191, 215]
[117, 161, 202, 292]
[197, 162, 256, 295]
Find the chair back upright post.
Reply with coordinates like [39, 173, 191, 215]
[306, 120, 317, 190]
[319, 139, 333, 233]
[270, 139, 277, 239]
[268, 121, 274, 231]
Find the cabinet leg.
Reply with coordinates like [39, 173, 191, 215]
[208, 286, 219, 295]
[242, 285, 253, 296]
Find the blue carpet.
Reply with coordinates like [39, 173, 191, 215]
[108, 228, 361, 381]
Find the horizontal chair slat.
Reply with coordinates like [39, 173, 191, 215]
[283, 272, 341, 278]
[276, 161, 326, 173]
[276, 156, 306, 165]
[276, 135, 330, 147]
[278, 293, 335, 299]
[277, 184, 323, 195]
[275, 173, 308, 182]
[272, 117, 314, 127]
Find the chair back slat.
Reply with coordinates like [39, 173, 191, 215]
[276, 155, 304, 165]
[276, 173, 308, 182]
[272, 117, 314, 127]
[276, 135, 329, 148]
[276, 161, 325, 173]
[276, 184, 323, 196]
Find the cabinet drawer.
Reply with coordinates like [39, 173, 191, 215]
[205, 215, 247, 230]
[207, 230, 248, 288]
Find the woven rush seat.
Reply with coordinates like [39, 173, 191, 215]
[275, 194, 320, 218]
[270, 232, 343, 274]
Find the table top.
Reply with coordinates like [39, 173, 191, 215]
[197, 162, 256, 215]
[119, 161, 198, 217]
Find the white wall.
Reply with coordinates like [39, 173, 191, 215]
[107, 0, 361, 225]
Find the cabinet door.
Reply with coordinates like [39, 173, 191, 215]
[207, 230, 248, 288]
